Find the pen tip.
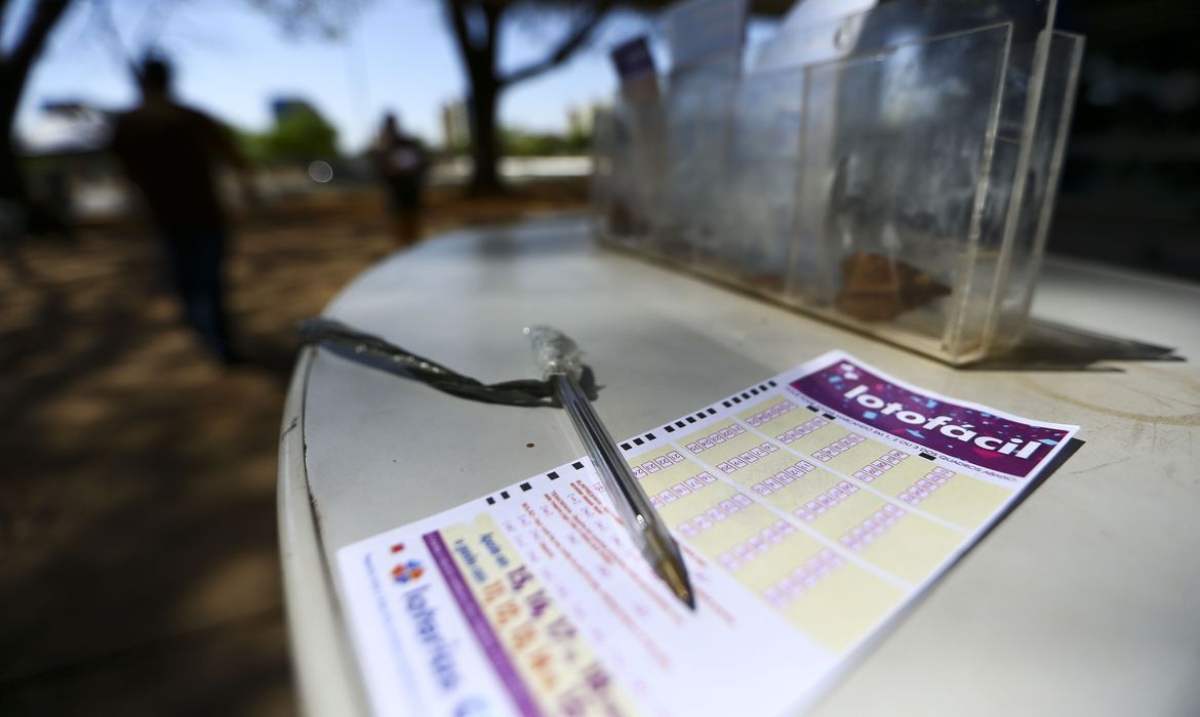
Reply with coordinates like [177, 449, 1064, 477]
[656, 555, 697, 611]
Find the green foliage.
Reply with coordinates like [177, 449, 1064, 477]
[501, 126, 591, 157]
[234, 129, 272, 164]
[443, 140, 473, 157]
[564, 127, 591, 154]
[263, 104, 339, 160]
[234, 103, 339, 163]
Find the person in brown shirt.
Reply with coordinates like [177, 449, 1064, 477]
[110, 55, 252, 363]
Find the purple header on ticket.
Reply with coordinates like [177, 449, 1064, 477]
[423, 531, 543, 717]
[790, 357, 1069, 480]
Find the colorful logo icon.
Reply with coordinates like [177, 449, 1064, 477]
[392, 559, 424, 584]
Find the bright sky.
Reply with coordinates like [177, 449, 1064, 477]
[17, 0, 666, 153]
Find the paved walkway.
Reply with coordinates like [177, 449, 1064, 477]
[0, 183, 587, 715]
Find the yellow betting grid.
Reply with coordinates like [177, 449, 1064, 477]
[337, 351, 1079, 717]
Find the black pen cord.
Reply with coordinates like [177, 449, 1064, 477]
[297, 318, 597, 408]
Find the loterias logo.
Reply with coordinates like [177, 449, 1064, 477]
[391, 543, 425, 584]
[404, 584, 460, 692]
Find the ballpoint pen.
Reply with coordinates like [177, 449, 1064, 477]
[527, 325, 696, 610]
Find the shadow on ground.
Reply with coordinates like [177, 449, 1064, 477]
[0, 181, 588, 716]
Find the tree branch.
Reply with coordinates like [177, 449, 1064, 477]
[90, 0, 134, 72]
[8, 0, 72, 75]
[500, 0, 612, 88]
[133, 0, 186, 56]
[249, 0, 367, 40]
[446, 0, 470, 49]
[481, 0, 502, 66]
[445, 0, 485, 79]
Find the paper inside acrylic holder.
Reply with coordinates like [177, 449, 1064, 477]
[592, 0, 1085, 365]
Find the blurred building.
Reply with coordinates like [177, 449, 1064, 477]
[440, 100, 470, 149]
[566, 101, 609, 138]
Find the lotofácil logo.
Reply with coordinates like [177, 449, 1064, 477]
[842, 384, 1045, 459]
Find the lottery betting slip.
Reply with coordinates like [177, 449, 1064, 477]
[337, 350, 1079, 717]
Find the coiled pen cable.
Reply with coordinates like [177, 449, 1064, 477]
[297, 318, 597, 408]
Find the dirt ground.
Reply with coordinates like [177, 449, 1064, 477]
[0, 180, 589, 716]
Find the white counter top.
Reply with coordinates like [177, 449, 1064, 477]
[279, 216, 1200, 717]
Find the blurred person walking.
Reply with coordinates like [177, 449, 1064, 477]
[110, 54, 253, 364]
[372, 113, 428, 248]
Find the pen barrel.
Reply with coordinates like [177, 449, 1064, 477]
[554, 374, 671, 559]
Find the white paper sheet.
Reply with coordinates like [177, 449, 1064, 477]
[336, 350, 1079, 717]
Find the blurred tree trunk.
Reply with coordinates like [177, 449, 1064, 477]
[0, 74, 28, 204]
[0, 0, 74, 206]
[468, 73, 500, 194]
[445, 0, 611, 196]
